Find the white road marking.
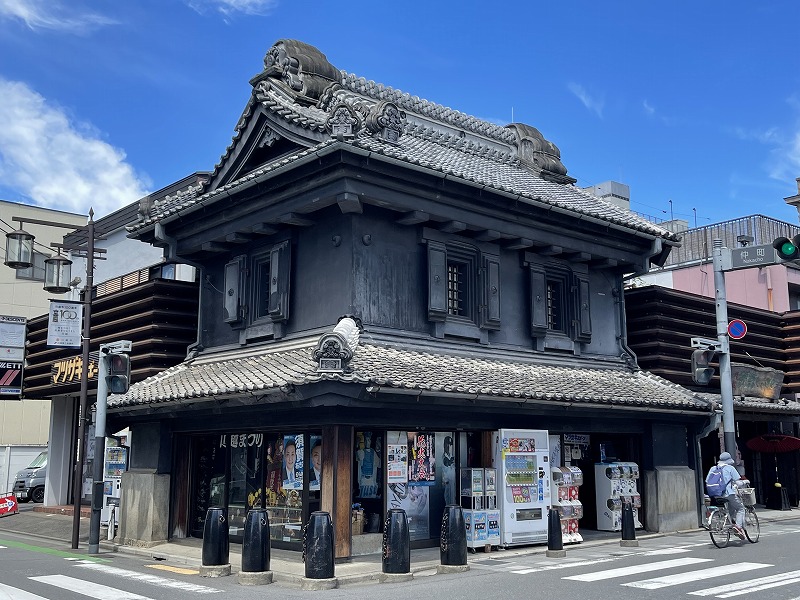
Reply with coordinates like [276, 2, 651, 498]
[30, 575, 154, 600]
[622, 562, 772, 590]
[76, 561, 221, 593]
[689, 570, 800, 598]
[564, 557, 712, 582]
[642, 547, 692, 555]
[0, 582, 49, 600]
[511, 557, 622, 574]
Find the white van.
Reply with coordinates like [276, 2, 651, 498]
[13, 451, 47, 503]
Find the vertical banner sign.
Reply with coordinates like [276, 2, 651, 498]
[0, 315, 26, 397]
[47, 300, 83, 348]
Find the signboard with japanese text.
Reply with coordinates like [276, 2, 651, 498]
[47, 300, 82, 347]
[727, 244, 778, 271]
[0, 315, 26, 396]
[51, 352, 100, 387]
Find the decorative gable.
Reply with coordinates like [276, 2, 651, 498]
[365, 101, 406, 144]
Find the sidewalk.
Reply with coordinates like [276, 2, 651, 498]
[1, 504, 798, 587]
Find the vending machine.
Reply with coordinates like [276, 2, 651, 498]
[461, 468, 501, 550]
[492, 429, 551, 547]
[101, 445, 128, 525]
[595, 461, 641, 531]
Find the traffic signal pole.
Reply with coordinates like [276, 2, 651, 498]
[88, 349, 109, 554]
[712, 239, 737, 456]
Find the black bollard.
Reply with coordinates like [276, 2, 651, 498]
[241, 509, 271, 573]
[202, 507, 230, 567]
[440, 505, 467, 566]
[547, 508, 563, 551]
[303, 511, 335, 580]
[621, 502, 636, 540]
[382, 509, 410, 574]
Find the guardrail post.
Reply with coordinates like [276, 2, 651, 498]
[437, 505, 469, 574]
[301, 511, 338, 590]
[380, 508, 412, 583]
[238, 508, 273, 585]
[621, 502, 639, 547]
[546, 508, 566, 557]
[199, 507, 231, 577]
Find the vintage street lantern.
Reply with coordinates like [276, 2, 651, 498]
[4, 228, 35, 269]
[44, 254, 73, 294]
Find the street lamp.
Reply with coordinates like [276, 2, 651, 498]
[4, 209, 105, 550]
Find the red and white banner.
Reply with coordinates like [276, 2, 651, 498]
[0, 492, 18, 517]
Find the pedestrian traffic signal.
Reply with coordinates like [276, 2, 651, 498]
[106, 353, 130, 393]
[691, 349, 716, 385]
[773, 235, 800, 262]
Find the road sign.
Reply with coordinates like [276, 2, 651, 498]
[725, 244, 778, 271]
[728, 319, 747, 340]
[0, 492, 18, 517]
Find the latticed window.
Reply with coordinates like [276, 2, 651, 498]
[447, 261, 468, 316]
[546, 280, 564, 332]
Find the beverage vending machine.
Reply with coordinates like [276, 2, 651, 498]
[491, 429, 551, 547]
[460, 468, 500, 549]
[595, 461, 641, 531]
[101, 445, 128, 525]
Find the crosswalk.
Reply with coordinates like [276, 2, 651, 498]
[0, 558, 222, 600]
[468, 531, 800, 599]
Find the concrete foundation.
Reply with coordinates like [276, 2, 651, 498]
[436, 564, 470, 574]
[379, 572, 413, 583]
[118, 469, 170, 547]
[300, 576, 338, 590]
[199, 564, 231, 577]
[644, 466, 697, 532]
[238, 570, 274, 585]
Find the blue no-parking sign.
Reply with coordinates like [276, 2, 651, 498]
[728, 319, 747, 340]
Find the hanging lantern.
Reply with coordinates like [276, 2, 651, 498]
[43, 255, 73, 294]
[4, 229, 35, 269]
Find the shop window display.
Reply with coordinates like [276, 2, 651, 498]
[265, 432, 304, 545]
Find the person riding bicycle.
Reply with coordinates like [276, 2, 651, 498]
[708, 451, 746, 539]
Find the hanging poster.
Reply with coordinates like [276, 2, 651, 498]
[356, 431, 381, 498]
[387, 443, 407, 484]
[282, 434, 303, 490]
[408, 432, 435, 485]
[47, 300, 82, 348]
[387, 482, 430, 541]
[309, 435, 321, 491]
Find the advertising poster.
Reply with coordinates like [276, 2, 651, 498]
[282, 434, 303, 490]
[47, 300, 82, 348]
[387, 482, 430, 541]
[438, 433, 456, 505]
[356, 431, 381, 497]
[408, 432, 435, 485]
[309, 435, 321, 491]
[387, 443, 407, 484]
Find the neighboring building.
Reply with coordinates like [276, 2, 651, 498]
[0, 201, 85, 496]
[107, 39, 715, 557]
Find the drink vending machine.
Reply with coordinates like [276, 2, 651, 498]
[491, 429, 551, 547]
[460, 467, 500, 549]
[101, 445, 128, 525]
[595, 461, 641, 531]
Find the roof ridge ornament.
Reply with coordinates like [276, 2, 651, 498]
[325, 102, 362, 139]
[365, 100, 406, 144]
[312, 315, 363, 373]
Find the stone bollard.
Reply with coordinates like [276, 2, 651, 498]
[238, 508, 273, 585]
[199, 507, 231, 577]
[546, 508, 566, 558]
[620, 502, 639, 547]
[301, 511, 337, 590]
[437, 504, 469, 574]
[381, 508, 412, 583]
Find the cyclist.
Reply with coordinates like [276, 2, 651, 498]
[708, 451, 746, 539]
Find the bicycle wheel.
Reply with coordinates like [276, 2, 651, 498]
[709, 509, 730, 548]
[744, 508, 760, 543]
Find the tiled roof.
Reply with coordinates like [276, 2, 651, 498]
[696, 392, 800, 415]
[128, 41, 678, 243]
[108, 339, 710, 414]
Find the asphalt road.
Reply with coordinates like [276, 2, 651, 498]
[2, 517, 800, 599]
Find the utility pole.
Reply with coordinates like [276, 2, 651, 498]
[712, 240, 736, 456]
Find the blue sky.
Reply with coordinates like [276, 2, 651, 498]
[1, 0, 799, 229]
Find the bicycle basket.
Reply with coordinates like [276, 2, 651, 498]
[738, 487, 756, 507]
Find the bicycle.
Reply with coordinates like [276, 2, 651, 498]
[705, 487, 760, 548]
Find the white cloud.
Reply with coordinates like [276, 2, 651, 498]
[643, 100, 655, 116]
[186, 0, 278, 18]
[0, 79, 150, 217]
[0, 0, 116, 33]
[568, 82, 604, 118]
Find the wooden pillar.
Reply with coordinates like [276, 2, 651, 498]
[322, 425, 353, 559]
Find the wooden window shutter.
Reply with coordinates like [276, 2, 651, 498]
[223, 255, 246, 324]
[573, 271, 592, 342]
[480, 253, 501, 329]
[427, 240, 448, 321]
[529, 265, 547, 337]
[268, 240, 291, 322]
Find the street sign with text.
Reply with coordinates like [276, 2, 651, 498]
[726, 244, 779, 271]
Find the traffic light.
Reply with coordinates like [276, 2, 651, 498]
[691, 349, 716, 385]
[106, 353, 130, 393]
[773, 235, 800, 262]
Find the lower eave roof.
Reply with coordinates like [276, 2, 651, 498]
[108, 339, 711, 414]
